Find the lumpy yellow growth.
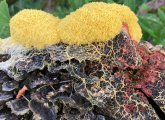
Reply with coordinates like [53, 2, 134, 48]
[58, 2, 142, 44]
[10, 9, 60, 49]
[58, 2, 122, 45]
[10, 2, 142, 48]
[107, 3, 142, 42]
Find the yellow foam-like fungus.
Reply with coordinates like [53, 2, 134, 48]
[58, 2, 122, 45]
[58, 2, 142, 45]
[10, 9, 60, 49]
[107, 3, 142, 42]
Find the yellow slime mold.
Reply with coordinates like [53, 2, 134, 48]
[10, 9, 60, 49]
[58, 2, 142, 45]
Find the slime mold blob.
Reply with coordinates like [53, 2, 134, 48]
[0, 2, 164, 120]
[10, 9, 60, 49]
[58, 2, 142, 45]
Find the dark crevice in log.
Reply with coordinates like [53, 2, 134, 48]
[0, 54, 11, 62]
[135, 88, 165, 120]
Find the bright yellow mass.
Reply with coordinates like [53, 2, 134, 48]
[9, 2, 142, 48]
[58, 2, 142, 45]
[10, 9, 60, 49]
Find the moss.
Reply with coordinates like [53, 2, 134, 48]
[10, 9, 60, 49]
[58, 2, 142, 45]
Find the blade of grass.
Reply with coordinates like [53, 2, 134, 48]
[158, 9, 165, 23]
[0, 0, 10, 38]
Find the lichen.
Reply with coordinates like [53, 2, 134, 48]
[0, 38, 3, 47]
[0, 31, 164, 120]
[10, 9, 60, 49]
[0, 39, 2, 52]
